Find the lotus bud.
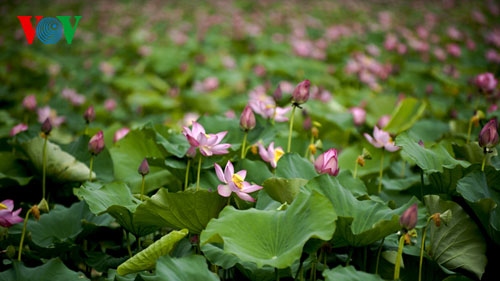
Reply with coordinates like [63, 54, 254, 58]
[138, 158, 150, 176]
[83, 105, 95, 124]
[38, 198, 50, 213]
[474, 72, 497, 93]
[240, 105, 256, 131]
[314, 148, 339, 176]
[478, 118, 499, 151]
[291, 79, 311, 106]
[22, 94, 37, 111]
[400, 203, 418, 231]
[41, 118, 52, 136]
[88, 130, 105, 155]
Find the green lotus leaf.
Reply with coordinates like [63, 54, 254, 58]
[0, 152, 32, 186]
[200, 189, 336, 269]
[307, 174, 417, 247]
[140, 255, 220, 281]
[74, 181, 159, 237]
[117, 229, 189, 276]
[323, 265, 385, 281]
[60, 134, 114, 182]
[275, 153, 317, 180]
[135, 188, 227, 234]
[396, 132, 470, 173]
[384, 97, 426, 134]
[27, 201, 113, 248]
[424, 195, 487, 280]
[0, 259, 88, 281]
[456, 168, 500, 244]
[262, 177, 308, 204]
[109, 127, 171, 194]
[74, 181, 140, 214]
[18, 136, 95, 182]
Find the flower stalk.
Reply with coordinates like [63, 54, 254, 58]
[184, 158, 191, 191]
[196, 155, 203, 191]
[394, 233, 406, 280]
[287, 105, 297, 153]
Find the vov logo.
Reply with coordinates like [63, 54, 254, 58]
[17, 16, 82, 45]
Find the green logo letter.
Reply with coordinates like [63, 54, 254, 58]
[56, 16, 82, 44]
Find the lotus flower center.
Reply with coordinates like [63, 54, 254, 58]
[274, 148, 285, 163]
[0, 203, 7, 210]
[232, 174, 244, 189]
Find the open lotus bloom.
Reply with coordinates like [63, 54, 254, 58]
[258, 141, 285, 168]
[183, 121, 231, 157]
[0, 199, 23, 228]
[215, 161, 263, 202]
[364, 126, 400, 152]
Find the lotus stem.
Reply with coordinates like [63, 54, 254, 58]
[88, 155, 94, 182]
[419, 218, 432, 281]
[466, 118, 473, 145]
[375, 237, 385, 275]
[42, 136, 48, 200]
[18, 208, 33, 261]
[481, 152, 487, 172]
[241, 131, 248, 159]
[196, 155, 202, 191]
[184, 158, 191, 191]
[378, 151, 385, 194]
[140, 175, 146, 201]
[287, 105, 297, 153]
[394, 233, 406, 280]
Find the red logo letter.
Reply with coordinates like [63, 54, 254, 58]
[17, 16, 43, 44]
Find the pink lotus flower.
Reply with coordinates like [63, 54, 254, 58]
[83, 105, 95, 124]
[474, 72, 498, 93]
[240, 105, 256, 131]
[291, 79, 311, 105]
[349, 107, 366, 126]
[400, 203, 418, 230]
[0, 199, 23, 227]
[183, 121, 231, 158]
[37, 106, 65, 127]
[215, 161, 263, 202]
[10, 123, 28, 137]
[61, 88, 85, 106]
[314, 148, 340, 176]
[89, 130, 105, 155]
[479, 118, 499, 150]
[22, 94, 37, 111]
[364, 126, 399, 152]
[258, 141, 285, 168]
[113, 128, 130, 143]
[104, 98, 117, 111]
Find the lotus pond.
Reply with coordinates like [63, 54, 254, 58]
[1, 1, 499, 280]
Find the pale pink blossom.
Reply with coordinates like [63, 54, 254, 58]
[0, 199, 23, 227]
[215, 161, 263, 202]
[37, 106, 65, 127]
[182, 121, 231, 158]
[10, 123, 28, 137]
[349, 107, 366, 126]
[61, 88, 85, 106]
[314, 148, 339, 176]
[377, 115, 391, 128]
[113, 128, 130, 143]
[474, 72, 498, 93]
[104, 98, 117, 111]
[258, 141, 285, 168]
[22, 94, 37, 111]
[364, 126, 399, 152]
